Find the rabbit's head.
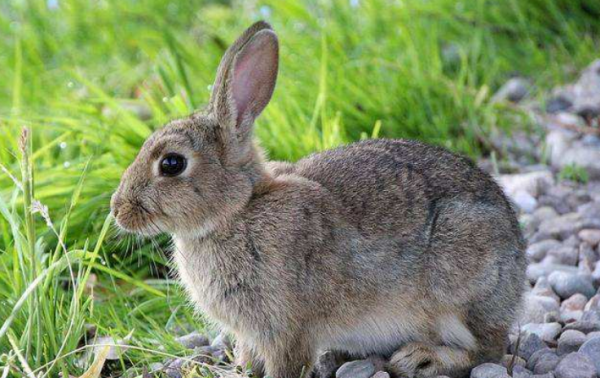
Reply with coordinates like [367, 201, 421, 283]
[111, 21, 279, 237]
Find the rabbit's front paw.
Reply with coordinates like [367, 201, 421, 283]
[388, 343, 438, 378]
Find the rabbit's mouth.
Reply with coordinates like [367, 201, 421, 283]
[111, 198, 165, 237]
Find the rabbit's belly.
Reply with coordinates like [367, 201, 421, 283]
[320, 313, 425, 356]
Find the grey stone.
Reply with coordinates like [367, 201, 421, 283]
[512, 365, 533, 378]
[528, 240, 562, 262]
[336, 360, 375, 378]
[533, 352, 560, 375]
[579, 336, 600, 375]
[501, 354, 526, 369]
[532, 277, 561, 301]
[371, 372, 390, 378]
[512, 332, 549, 360]
[527, 348, 553, 371]
[554, 352, 596, 378]
[175, 331, 209, 349]
[527, 262, 578, 284]
[548, 271, 596, 299]
[561, 293, 589, 322]
[546, 95, 573, 113]
[539, 213, 584, 240]
[523, 323, 562, 342]
[564, 321, 600, 334]
[557, 330, 587, 355]
[522, 294, 560, 324]
[470, 363, 510, 378]
[580, 229, 600, 246]
[492, 78, 531, 103]
[547, 246, 579, 266]
[210, 331, 232, 351]
[315, 351, 344, 378]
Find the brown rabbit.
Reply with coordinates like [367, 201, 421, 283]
[111, 21, 527, 378]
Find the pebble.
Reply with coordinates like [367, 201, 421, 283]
[560, 294, 588, 322]
[547, 246, 579, 266]
[579, 336, 600, 375]
[579, 229, 600, 246]
[554, 352, 596, 378]
[492, 77, 531, 103]
[315, 351, 342, 378]
[563, 320, 600, 334]
[371, 372, 390, 378]
[528, 240, 563, 262]
[557, 330, 587, 355]
[533, 352, 560, 375]
[527, 262, 578, 284]
[335, 360, 375, 378]
[548, 271, 596, 299]
[539, 213, 584, 240]
[512, 332, 548, 360]
[470, 363, 510, 378]
[175, 331, 209, 349]
[522, 294, 560, 324]
[522, 323, 562, 342]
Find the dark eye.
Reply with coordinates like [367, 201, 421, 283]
[160, 153, 187, 177]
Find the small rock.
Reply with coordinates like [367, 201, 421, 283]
[527, 262, 578, 283]
[512, 365, 533, 378]
[557, 330, 587, 355]
[527, 348, 553, 371]
[585, 295, 600, 312]
[492, 77, 531, 103]
[561, 294, 589, 322]
[580, 229, 600, 246]
[528, 240, 562, 262]
[315, 351, 344, 378]
[548, 271, 596, 299]
[522, 322, 562, 342]
[539, 213, 584, 240]
[371, 372, 390, 378]
[336, 360, 375, 378]
[533, 352, 560, 375]
[532, 277, 561, 301]
[554, 352, 596, 378]
[501, 354, 526, 369]
[564, 321, 600, 334]
[579, 336, 600, 375]
[470, 363, 510, 378]
[547, 246, 579, 266]
[546, 95, 573, 113]
[522, 294, 560, 324]
[175, 331, 209, 350]
[211, 331, 232, 351]
[512, 332, 548, 360]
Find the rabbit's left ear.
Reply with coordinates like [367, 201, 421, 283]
[210, 23, 279, 143]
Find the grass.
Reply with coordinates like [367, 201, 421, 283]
[0, 0, 600, 376]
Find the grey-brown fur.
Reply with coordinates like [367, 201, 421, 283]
[111, 21, 527, 378]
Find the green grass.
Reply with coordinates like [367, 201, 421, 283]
[1, 0, 600, 376]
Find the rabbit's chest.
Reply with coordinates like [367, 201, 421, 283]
[173, 237, 253, 327]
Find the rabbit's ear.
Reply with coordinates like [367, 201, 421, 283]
[210, 22, 279, 143]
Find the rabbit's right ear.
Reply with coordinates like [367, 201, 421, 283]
[208, 21, 279, 150]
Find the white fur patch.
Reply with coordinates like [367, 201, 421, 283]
[438, 314, 476, 350]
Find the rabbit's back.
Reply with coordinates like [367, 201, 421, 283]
[292, 139, 519, 240]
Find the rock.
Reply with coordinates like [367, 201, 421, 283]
[585, 295, 600, 312]
[527, 262, 578, 283]
[580, 336, 600, 375]
[527, 348, 553, 371]
[470, 363, 510, 378]
[532, 277, 561, 301]
[511, 365, 533, 378]
[533, 352, 560, 375]
[578, 202, 600, 221]
[561, 294, 589, 322]
[593, 264, 600, 286]
[546, 95, 573, 113]
[548, 271, 596, 299]
[164, 358, 185, 378]
[498, 171, 554, 198]
[511, 332, 547, 360]
[554, 352, 596, 378]
[501, 354, 526, 369]
[580, 229, 600, 246]
[315, 351, 344, 378]
[539, 213, 584, 240]
[175, 331, 209, 349]
[557, 330, 587, 355]
[211, 331, 232, 351]
[521, 296, 560, 327]
[522, 323, 562, 342]
[514, 191, 538, 213]
[582, 310, 600, 323]
[335, 360, 375, 378]
[528, 240, 562, 262]
[371, 372, 390, 378]
[547, 246, 579, 266]
[492, 78, 531, 103]
[564, 321, 600, 334]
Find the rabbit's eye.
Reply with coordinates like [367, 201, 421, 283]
[160, 153, 187, 177]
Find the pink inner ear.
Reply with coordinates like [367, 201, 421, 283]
[231, 31, 278, 127]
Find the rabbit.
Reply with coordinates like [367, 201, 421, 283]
[111, 21, 527, 378]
